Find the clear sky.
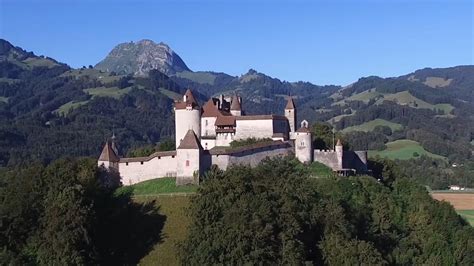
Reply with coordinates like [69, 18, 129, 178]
[0, 0, 472, 85]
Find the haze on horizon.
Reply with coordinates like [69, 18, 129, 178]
[0, 0, 472, 85]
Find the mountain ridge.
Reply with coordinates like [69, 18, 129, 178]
[95, 39, 190, 76]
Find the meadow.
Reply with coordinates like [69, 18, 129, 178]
[116, 177, 198, 196]
[342, 118, 403, 133]
[369, 139, 446, 160]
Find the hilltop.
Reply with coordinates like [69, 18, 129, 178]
[95, 39, 190, 76]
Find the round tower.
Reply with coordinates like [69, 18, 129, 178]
[175, 89, 201, 148]
[335, 139, 343, 169]
[295, 120, 312, 164]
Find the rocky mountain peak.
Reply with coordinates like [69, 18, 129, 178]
[95, 39, 190, 76]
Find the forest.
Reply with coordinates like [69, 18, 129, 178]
[1, 157, 472, 264]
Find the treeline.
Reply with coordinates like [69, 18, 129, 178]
[180, 157, 474, 264]
[0, 158, 164, 264]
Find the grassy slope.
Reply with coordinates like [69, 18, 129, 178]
[159, 88, 181, 100]
[175, 71, 216, 85]
[369, 139, 446, 160]
[130, 162, 336, 264]
[116, 178, 198, 196]
[307, 162, 334, 178]
[342, 119, 403, 133]
[135, 196, 191, 265]
[22, 57, 58, 68]
[457, 210, 474, 226]
[54, 100, 90, 115]
[83, 86, 134, 99]
[61, 68, 124, 84]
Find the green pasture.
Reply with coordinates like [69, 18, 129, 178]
[369, 139, 446, 160]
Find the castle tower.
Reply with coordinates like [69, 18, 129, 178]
[295, 120, 313, 164]
[285, 96, 296, 137]
[230, 95, 242, 116]
[98, 140, 120, 171]
[176, 130, 202, 185]
[174, 89, 201, 149]
[335, 139, 343, 170]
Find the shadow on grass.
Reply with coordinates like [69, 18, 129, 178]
[93, 189, 167, 264]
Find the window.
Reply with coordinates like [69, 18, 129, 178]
[140, 161, 144, 165]
[172, 155, 175, 158]
[126, 162, 129, 166]
[158, 156, 161, 159]
[205, 120, 208, 126]
[186, 160, 190, 166]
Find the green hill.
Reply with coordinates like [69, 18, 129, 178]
[369, 139, 446, 160]
[342, 119, 403, 133]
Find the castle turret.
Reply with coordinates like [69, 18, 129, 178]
[176, 130, 202, 185]
[295, 120, 312, 164]
[335, 139, 343, 170]
[230, 95, 242, 116]
[174, 89, 201, 149]
[285, 96, 296, 137]
[98, 140, 120, 171]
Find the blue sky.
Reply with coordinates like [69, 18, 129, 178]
[0, 0, 472, 85]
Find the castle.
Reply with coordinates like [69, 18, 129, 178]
[98, 89, 368, 185]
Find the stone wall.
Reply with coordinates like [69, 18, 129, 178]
[211, 143, 292, 170]
[118, 155, 177, 185]
[314, 150, 339, 170]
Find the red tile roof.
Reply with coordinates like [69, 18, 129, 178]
[215, 116, 236, 126]
[178, 130, 203, 149]
[175, 89, 200, 110]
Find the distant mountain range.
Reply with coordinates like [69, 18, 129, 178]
[0, 38, 473, 167]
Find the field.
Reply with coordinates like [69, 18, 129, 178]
[369, 139, 446, 160]
[135, 195, 191, 265]
[116, 178, 198, 196]
[61, 68, 124, 84]
[373, 91, 454, 114]
[431, 192, 474, 226]
[54, 100, 90, 115]
[332, 89, 384, 106]
[342, 119, 403, 133]
[174, 71, 216, 85]
[456, 210, 474, 226]
[84, 86, 134, 99]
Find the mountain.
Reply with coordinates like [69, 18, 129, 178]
[0, 38, 473, 167]
[95, 39, 190, 76]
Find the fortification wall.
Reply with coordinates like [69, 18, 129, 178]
[118, 155, 177, 185]
[212, 145, 291, 170]
[313, 150, 339, 170]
